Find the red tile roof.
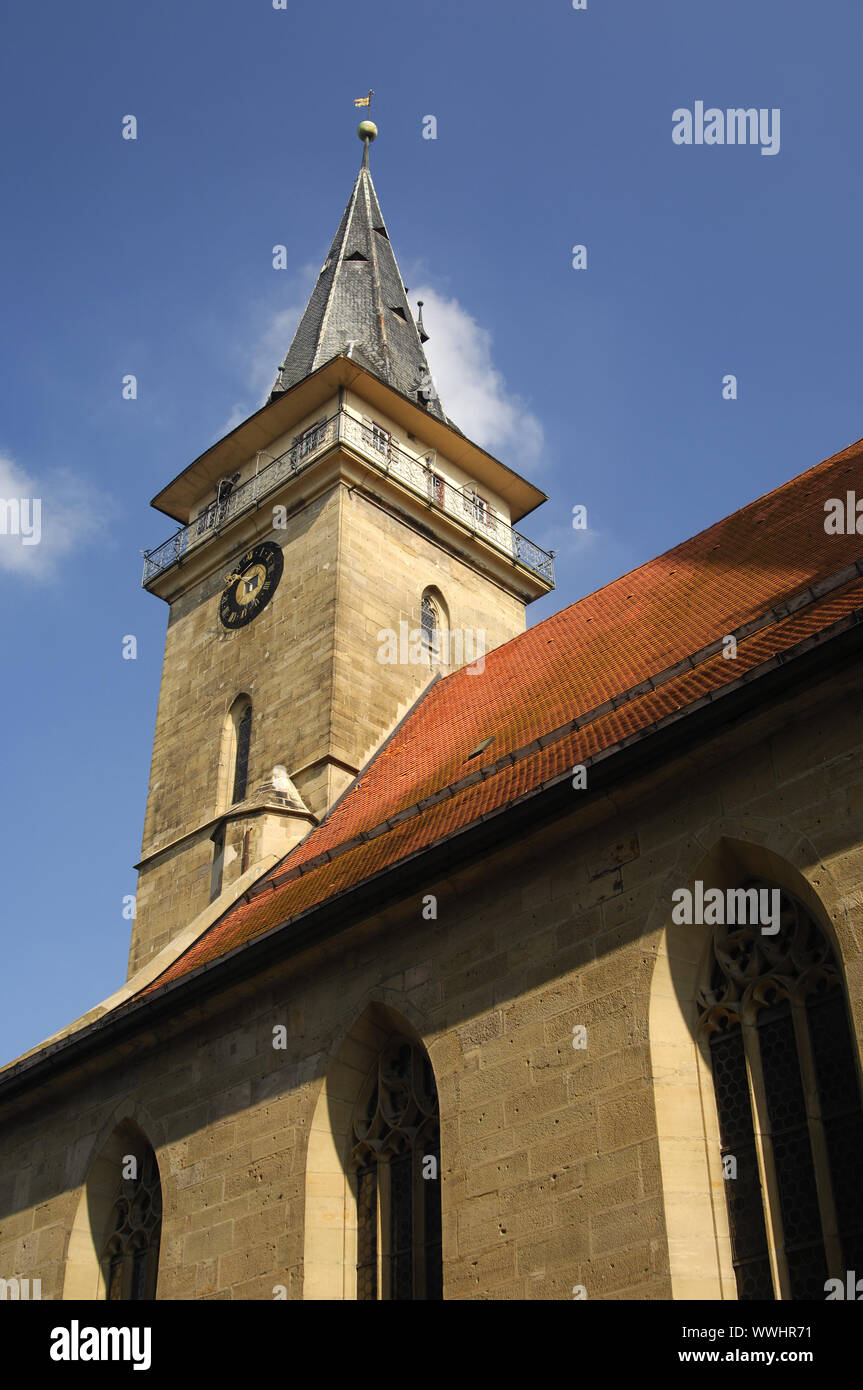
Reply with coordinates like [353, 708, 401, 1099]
[137, 435, 863, 1000]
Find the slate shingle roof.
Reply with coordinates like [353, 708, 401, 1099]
[134, 435, 863, 1003]
[269, 146, 450, 424]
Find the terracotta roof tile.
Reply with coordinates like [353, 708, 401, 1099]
[136, 435, 863, 1000]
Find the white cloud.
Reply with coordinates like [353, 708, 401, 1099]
[215, 266, 319, 440]
[0, 454, 108, 579]
[412, 286, 545, 470]
[217, 305, 305, 439]
[214, 275, 545, 475]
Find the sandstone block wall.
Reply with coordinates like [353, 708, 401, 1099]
[133, 467, 527, 978]
[2, 663, 862, 1299]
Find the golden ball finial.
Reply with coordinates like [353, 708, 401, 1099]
[357, 120, 378, 142]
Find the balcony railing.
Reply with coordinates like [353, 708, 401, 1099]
[142, 409, 554, 586]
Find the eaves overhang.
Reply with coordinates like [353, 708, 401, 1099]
[150, 355, 548, 526]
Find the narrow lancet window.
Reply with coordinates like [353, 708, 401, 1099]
[421, 594, 439, 665]
[232, 702, 252, 803]
[420, 589, 449, 667]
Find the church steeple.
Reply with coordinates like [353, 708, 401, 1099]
[268, 122, 447, 422]
[132, 119, 552, 980]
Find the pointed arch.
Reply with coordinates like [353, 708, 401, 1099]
[647, 822, 863, 1299]
[216, 694, 253, 813]
[420, 587, 449, 668]
[698, 882, 863, 1299]
[62, 1116, 163, 1301]
[303, 1002, 442, 1300]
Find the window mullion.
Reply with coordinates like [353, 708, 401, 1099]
[378, 1155, 390, 1301]
[741, 1014, 788, 1299]
[413, 1142, 426, 1300]
[791, 994, 843, 1277]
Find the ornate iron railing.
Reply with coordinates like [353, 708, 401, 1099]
[142, 409, 554, 586]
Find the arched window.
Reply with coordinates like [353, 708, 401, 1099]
[420, 588, 449, 668]
[217, 695, 253, 814]
[420, 595, 437, 663]
[698, 882, 863, 1300]
[100, 1141, 162, 1301]
[232, 701, 252, 803]
[351, 1035, 442, 1300]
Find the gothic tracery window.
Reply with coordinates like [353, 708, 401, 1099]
[352, 1036, 442, 1300]
[101, 1145, 162, 1301]
[698, 882, 863, 1300]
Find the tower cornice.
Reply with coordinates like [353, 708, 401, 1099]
[149, 354, 548, 526]
[144, 425, 553, 606]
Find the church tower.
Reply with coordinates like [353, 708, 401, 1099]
[130, 122, 554, 979]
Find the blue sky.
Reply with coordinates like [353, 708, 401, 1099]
[1, 0, 861, 1062]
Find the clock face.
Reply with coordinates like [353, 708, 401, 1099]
[219, 541, 283, 629]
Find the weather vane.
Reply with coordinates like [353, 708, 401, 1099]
[355, 90, 378, 165]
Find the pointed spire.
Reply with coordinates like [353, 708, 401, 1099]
[268, 124, 447, 422]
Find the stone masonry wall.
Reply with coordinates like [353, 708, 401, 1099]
[2, 665, 863, 1299]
